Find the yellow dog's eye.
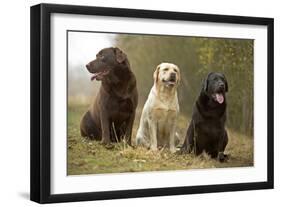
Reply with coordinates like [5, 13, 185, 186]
[163, 68, 169, 71]
[173, 69, 178, 73]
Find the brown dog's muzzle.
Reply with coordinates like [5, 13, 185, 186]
[86, 60, 110, 81]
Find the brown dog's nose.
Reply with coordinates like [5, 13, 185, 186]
[86, 63, 90, 70]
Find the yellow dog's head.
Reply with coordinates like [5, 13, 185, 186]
[153, 63, 180, 88]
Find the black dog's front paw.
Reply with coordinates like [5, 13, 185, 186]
[177, 145, 192, 155]
[218, 152, 229, 162]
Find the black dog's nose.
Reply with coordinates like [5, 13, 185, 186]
[218, 82, 225, 89]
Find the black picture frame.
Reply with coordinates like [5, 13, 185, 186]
[30, 3, 274, 204]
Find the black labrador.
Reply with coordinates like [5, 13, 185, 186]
[80, 47, 138, 147]
[181, 72, 229, 162]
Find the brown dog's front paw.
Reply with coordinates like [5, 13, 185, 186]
[101, 138, 114, 149]
[104, 143, 114, 149]
[101, 137, 110, 144]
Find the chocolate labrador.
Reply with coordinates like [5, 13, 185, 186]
[80, 47, 138, 147]
[181, 72, 229, 162]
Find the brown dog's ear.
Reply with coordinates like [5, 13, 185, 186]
[115, 48, 127, 63]
[153, 65, 161, 84]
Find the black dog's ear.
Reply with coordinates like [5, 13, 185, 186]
[114, 48, 127, 63]
[203, 72, 213, 92]
[221, 73, 228, 92]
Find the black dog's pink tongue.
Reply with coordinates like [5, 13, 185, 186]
[215, 93, 224, 104]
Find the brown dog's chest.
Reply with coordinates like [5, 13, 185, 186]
[107, 97, 134, 122]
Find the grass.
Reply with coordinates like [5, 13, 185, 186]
[67, 104, 253, 175]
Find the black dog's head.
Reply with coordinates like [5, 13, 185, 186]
[202, 72, 228, 104]
[86, 47, 128, 81]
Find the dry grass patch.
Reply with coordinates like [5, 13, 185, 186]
[67, 105, 253, 175]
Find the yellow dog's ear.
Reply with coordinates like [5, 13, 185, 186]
[176, 66, 181, 85]
[153, 65, 161, 84]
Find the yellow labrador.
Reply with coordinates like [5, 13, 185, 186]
[136, 63, 180, 152]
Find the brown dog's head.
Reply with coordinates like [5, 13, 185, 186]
[86, 47, 128, 81]
[153, 63, 180, 88]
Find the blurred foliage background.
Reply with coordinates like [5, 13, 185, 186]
[69, 33, 253, 136]
[115, 34, 253, 135]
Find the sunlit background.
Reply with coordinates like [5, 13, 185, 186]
[68, 32, 116, 103]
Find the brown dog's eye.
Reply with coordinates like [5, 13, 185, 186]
[96, 53, 104, 59]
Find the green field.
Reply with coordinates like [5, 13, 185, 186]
[67, 104, 254, 175]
